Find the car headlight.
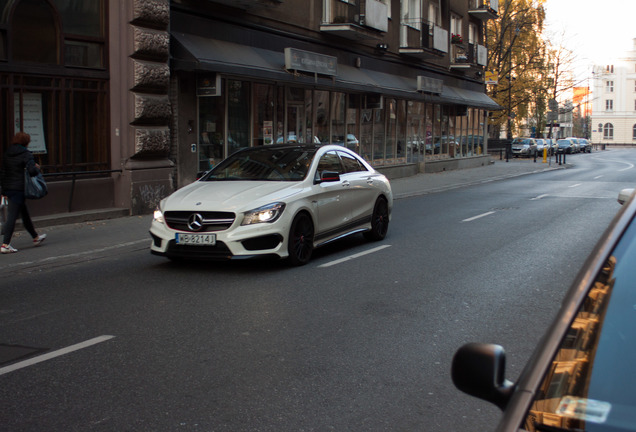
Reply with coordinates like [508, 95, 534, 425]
[153, 207, 164, 223]
[241, 202, 286, 225]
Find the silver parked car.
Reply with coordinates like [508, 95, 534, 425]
[511, 138, 538, 158]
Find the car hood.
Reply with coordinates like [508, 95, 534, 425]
[163, 180, 304, 211]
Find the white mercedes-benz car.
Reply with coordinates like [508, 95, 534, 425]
[150, 144, 392, 265]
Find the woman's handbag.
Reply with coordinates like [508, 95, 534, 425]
[24, 169, 48, 199]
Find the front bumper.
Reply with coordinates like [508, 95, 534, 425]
[149, 219, 289, 261]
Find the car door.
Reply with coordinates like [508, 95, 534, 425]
[312, 150, 351, 241]
[337, 150, 378, 227]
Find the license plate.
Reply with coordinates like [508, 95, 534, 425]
[176, 233, 216, 246]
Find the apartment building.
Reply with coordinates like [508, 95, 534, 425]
[1, 0, 499, 217]
[591, 39, 636, 146]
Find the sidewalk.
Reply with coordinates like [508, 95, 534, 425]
[390, 156, 568, 199]
[1, 156, 566, 274]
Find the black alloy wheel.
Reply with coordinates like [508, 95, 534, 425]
[364, 197, 389, 241]
[287, 212, 314, 266]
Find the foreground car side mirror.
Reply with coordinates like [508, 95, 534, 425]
[618, 188, 635, 205]
[451, 343, 514, 410]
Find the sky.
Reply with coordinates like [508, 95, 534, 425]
[543, 0, 636, 80]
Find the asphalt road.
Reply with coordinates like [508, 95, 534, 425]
[1, 149, 634, 431]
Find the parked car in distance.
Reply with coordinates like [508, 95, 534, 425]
[565, 137, 581, 153]
[578, 138, 591, 153]
[535, 139, 546, 155]
[556, 139, 575, 154]
[150, 144, 392, 266]
[511, 138, 538, 158]
[452, 191, 636, 432]
[546, 138, 558, 155]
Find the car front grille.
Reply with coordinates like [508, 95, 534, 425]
[164, 211, 236, 232]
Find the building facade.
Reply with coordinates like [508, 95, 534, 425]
[1, 0, 499, 218]
[591, 39, 636, 146]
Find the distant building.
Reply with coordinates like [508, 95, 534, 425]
[591, 39, 636, 145]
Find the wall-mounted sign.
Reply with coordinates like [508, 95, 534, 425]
[485, 71, 498, 85]
[197, 74, 222, 96]
[417, 76, 443, 95]
[284, 48, 337, 77]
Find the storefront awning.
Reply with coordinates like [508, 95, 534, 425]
[171, 32, 501, 111]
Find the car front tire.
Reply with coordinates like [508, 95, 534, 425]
[364, 197, 389, 241]
[287, 212, 314, 266]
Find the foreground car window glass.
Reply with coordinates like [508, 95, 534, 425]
[523, 218, 636, 431]
[203, 147, 317, 181]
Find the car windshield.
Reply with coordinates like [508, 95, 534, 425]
[202, 146, 317, 181]
[513, 139, 532, 145]
[522, 214, 636, 431]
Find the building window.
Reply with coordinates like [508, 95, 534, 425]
[606, 100, 613, 111]
[606, 65, 614, 73]
[633, 124, 636, 140]
[12, 0, 59, 64]
[606, 81, 614, 92]
[603, 123, 613, 139]
[2, 76, 110, 173]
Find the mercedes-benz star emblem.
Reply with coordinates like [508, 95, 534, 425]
[187, 213, 204, 231]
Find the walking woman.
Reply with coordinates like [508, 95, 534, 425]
[1, 132, 47, 253]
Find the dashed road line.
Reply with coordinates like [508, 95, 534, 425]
[0, 335, 115, 376]
[318, 245, 392, 268]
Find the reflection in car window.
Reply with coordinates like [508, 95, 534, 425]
[338, 151, 367, 174]
[316, 151, 343, 179]
[203, 147, 316, 181]
[523, 216, 636, 431]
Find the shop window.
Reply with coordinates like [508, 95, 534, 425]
[314, 90, 329, 144]
[52, 0, 102, 37]
[227, 80, 250, 154]
[386, 98, 396, 163]
[0, 30, 6, 60]
[253, 83, 275, 145]
[198, 93, 225, 171]
[633, 124, 636, 140]
[330, 92, 346, 146]
[396, 100, 406, 163]
[12, 0, 59, 64]
[373, 108, 385, 164]
[346, 94, 360, 154]
[360, 108, 373, 162]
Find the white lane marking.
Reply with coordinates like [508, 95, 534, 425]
[531, 194, 549, 200]
[462, 211, 496, 223]
[569, 183, 582, 188]
[594, 175, 604, 179]
[0, 335, 115, 376]
[318, 245, 391, 268]
[592, 157, 634, 171]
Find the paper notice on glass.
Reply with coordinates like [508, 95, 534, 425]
[14, 93, 48, 154]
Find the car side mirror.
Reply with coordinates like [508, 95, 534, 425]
[451, 343, 514, 410]
[319, 171, 341, 183]
[618, 188, 635, 205]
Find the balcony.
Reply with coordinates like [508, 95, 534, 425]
[321, 0, 388, 41]
[208, 0, 283, 8]
[450, 43, 488, 70]
[399, 20, 448, 57]
[468, 0, 498, 20]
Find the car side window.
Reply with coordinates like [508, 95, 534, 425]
[338, 151, 367, 174]
[522, 217, 636, 431]
[316, 151, 343, 181]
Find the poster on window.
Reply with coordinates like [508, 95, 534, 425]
[14, 93, 47, 154]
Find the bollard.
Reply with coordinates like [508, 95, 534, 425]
[563, 152, 566, 164]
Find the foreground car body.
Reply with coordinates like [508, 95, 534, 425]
[452, 192, 636, 431]
[150, 144, 392, 265]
